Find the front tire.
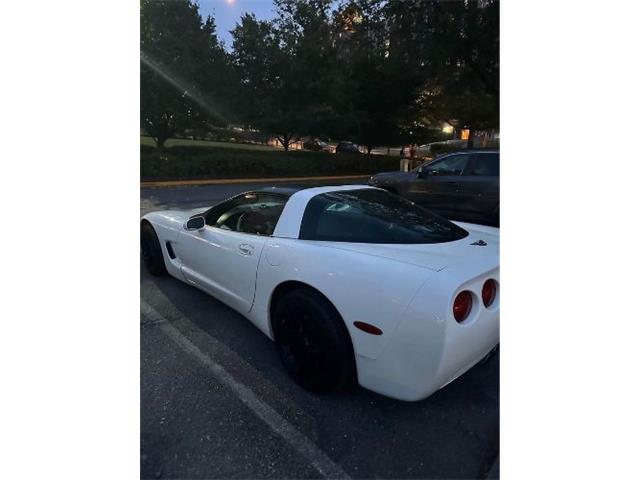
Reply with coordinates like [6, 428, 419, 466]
[141, 222, 168, 276]
[273, 288, 355, 393]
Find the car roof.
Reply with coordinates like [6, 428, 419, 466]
[272, 184, 377, 238]
[450, 149, 499, 154]
[254, 186, 304, 197]
[431, 149, 499, 158]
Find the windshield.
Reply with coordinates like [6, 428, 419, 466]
[299, 189, 469, 244]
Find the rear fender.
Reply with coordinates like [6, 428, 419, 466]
[250, 239, 436, 360]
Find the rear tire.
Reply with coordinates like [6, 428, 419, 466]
[272, 288, 355, 393]
[141, 222, 168, 276]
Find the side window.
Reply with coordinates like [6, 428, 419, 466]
[205, 193, 287, 236]
[425, 154, 471, 176]
[467, 153, 500, 176]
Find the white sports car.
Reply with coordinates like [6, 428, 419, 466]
[141, 185, 499, 401]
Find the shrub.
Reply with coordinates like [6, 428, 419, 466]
[140, 144, 156, 154]
[429, 142, 464, 156]
[140, 145, 399, 181]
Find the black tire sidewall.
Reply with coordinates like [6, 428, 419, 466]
[141, 223, 167, 276]
[273, 288, 355, 393]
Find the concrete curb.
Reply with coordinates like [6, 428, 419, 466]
[141, 174, 370, 188]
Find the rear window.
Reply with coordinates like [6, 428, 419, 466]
[299, 189, 469, 244]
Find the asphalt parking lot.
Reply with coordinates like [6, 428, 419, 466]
[140, 181, 499, 479]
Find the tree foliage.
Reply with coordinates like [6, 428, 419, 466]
[331, 0, 396, 152]
[140, 0, 233, 149]
[140, 0, 499, 150]
[399, 0, 500, 146]
[231, 0, 339, 150]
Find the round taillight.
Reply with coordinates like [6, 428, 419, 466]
[482, 279, 497, 307]
[453, 291, 473, 323]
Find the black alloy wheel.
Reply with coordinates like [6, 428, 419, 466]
[273, 288, 355, 393]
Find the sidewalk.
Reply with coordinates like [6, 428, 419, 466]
[141, 174, 370, 188]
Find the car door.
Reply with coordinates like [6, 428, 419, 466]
[456, 152, 500, 224]
[175, 193, 287, 313]
[406, 153, 472, 217]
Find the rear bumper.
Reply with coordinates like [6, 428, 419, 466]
[356, 328, 498, 401]
[355, 267, 500, 401]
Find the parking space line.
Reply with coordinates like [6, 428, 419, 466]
[141, 300, 350, 479]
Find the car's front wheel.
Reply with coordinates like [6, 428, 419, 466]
[141, 222, 167, 276]
[273, 288, 355, 393]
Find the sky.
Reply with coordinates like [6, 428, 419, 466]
[197, 0, 277, 49]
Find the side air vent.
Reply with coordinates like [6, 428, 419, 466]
[165, 241, 176, 259]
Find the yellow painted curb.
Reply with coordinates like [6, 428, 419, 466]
[141, 174, 370, 188]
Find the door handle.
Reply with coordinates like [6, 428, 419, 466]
[238, 244, 254, 256]
[446, 181, 460, 185]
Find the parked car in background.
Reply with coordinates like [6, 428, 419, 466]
[369, 150, 500, 226]
[304, 138, 329, 152]
[335, 141, 361, 154]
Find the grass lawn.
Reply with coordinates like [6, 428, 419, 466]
[141, 136, 277, 152]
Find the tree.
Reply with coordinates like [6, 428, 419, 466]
[140, 0, 232, 149]
[403, 0, 500, 147]
[331, 1, 405, 153]
[332, 0, 499, 151]
[231, 0, 340, 150]
[332, 0, 456, 153]
[230, 14, 295, 149]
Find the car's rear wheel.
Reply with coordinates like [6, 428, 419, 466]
[141, 222, 167, 276]
[272, 288, 355, 393]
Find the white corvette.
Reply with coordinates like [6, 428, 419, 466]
[141, 185, 499, 401]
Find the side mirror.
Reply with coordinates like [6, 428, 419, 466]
[417, 166, 429, 178]
[185, 216, 205, 231]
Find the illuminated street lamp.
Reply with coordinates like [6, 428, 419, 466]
[442, 124, 455, 139]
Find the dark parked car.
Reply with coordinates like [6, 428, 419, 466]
[369, 150, 499, 226]
[335, 141, 361, 154]
[304, 138, 329, 151]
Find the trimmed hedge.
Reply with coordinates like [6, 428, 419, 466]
[141, 145, 399, 181]
[140, 144, 157, 154]
[429, 143, 465, 156]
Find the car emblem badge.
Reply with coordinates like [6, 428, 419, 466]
[471, 239, 488, 246]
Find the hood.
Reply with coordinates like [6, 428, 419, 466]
[318, 225, 498, 272]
